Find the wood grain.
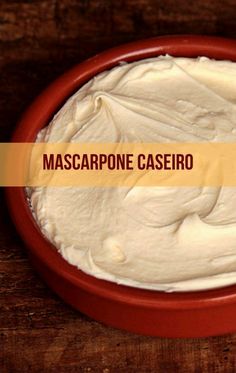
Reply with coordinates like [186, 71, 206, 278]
[1, 0, 236, 371]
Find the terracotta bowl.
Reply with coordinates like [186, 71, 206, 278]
[5, 35, 236, 338]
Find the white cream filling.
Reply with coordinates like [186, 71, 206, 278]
[30, 55, 236, 292]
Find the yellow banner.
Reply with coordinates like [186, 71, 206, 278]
[1, 142, 236, 186]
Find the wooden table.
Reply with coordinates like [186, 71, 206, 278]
[0, 1, 236, 371]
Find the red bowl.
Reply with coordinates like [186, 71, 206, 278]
[5, 35, 236, 338]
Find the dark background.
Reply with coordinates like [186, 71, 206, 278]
[0, 1, 236, 372]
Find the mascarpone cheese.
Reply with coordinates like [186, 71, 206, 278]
[30, 55, 236, 292]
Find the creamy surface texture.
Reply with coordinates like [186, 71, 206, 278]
[30, 55, 236, 292]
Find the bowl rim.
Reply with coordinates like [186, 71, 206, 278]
[5, 34, 236, 311]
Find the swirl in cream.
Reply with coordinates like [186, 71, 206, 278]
[30, 55, 236, 291]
